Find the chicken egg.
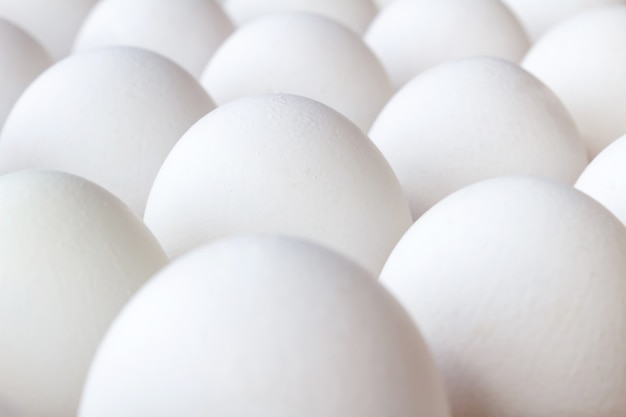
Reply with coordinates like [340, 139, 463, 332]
[381, 176, 626, 417]
[201, 12, 393, 131]
[369, 57, 587, 219]
[0, 46, 214, 215]
[79, 235, 450, 417]
[73, 0, 234, 78]
[523, 5, 626, 157]
[0, 170, 168, 417]
[144, 93, 412, 276]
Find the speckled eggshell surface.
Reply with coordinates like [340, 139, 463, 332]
[222, 0, 377, 35]
[364, 0, 530, 88]
[201, 12, 393, 131]
[0, 0, 98, 59]
[576, 134, 626, 225]
[0, 17, 51, 128]
[0, 46, 215, 216]
[144, 93, 412, 276]
[501, 0, 626, 40]
[78, 235, 450, 417]
[523, 6, 626, 157]
[381, 176, 626, 417]
[73, 0, 234, 78]
[369, 57, 588, 219]
[0, 170, 168, 417]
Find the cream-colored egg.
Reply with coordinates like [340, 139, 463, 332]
[73, 0, 234, 78]
[522, 6, 626, 157]
[501, 0, 625, 40]
[0, 46, 214, 216]
[0, 17, 51, 128]
[144, 93, 412, 276]
[576, 134, 626, 226]
[222, 0, 377, 34]
[201, 12, 393, 131]
[381, 176, 626, 417]
[0, 170, 168, 417]
[369, 57, 588, 219]
[79, 235, 450, 417]
[0, 0, 98, 59]
[364, 0, 530, 88]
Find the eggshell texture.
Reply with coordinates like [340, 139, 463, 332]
[364, 0, 530, 88]
[501, 0, 625, 40]
[0, 46, 215, 216]
[381, 176, 626, 417]
[522, 6, 626, 157]
[0, 17, 51, 128]
[369, 57, 588, 219]
[201, 12, 393, 131]
[0, 0, 97, 59]
[576, 134, 626, 226]
[73, 0, 234, 78]
[144, 93, 412, 276]
[79, 234, 450, 417]
[222, 0, 377, 35]
[0, 170, 168, 417]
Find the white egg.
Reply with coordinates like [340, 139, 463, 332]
[523, 6, 626, 157]
[364, 0, 530, 88]
[0, 0, 98, 59]
[501, 0, 625, 40]
[73, 0, 234, 78]
[381, 176, 626, 417]
[0, 170, 168, 417]
[79, 235, 450, 417]
[144, 93, 412, 276]
[0, 46, 214, 216]
[222, 0, 377, 35]
[576, 134, 626, 226]
[369, 57, 587, 219]
[0, 17, 51, 128]
[201, 12, 393, 131]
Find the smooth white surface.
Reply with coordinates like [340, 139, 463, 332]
[523, 6, 626, 157]
[576, 134, 626, 226]
[74, 0, 234, 77]
[0, 17, 51, 129]
[501, 0, 625, 40]
[365, 0, 530, 88]
[0, 46, 215, 215]
[79, 235, 450, 417]
[222, 0, 377, 34]
[144, 93, 412, 276]
[201, 12, 393, 131]
[369, 57, 588, 219]
[0, 0, 98, 59]
[381, 176, 626, 417]
[0, 170, 168, 417]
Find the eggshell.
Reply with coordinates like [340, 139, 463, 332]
[222, 0, 377, 35]
[0, 17, 51, 128]
[79, 234, 450, 417]
[501, 0, 625, 40]
[364, 0, 530, 88]
[576, 134, 626, 225]
[369, 57, 588, 219]
[522, 6, 626, 157]
[0, 170, 168, 417]
[0, 0, 98, 59]
[144, 93, 412, 276]
[381, 176, 626, 417]
[0, 46, 215, 216]
[201, 12, 393, 131]
[73, 0, 234, 78]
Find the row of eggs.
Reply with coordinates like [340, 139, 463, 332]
[0, 0, 625, 417]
